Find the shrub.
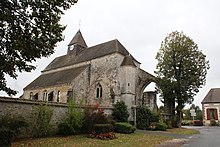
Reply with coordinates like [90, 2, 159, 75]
[58, 99, 84, 135]
[82, 103, 111, 134]
[150, 122, 167, 131]
[155, 122, 167, 131]
[0, 114, 28, 146]
[0, 129, 14, 146]
[93, 124, 113, 134]
[181, 120, 193, 126]
[136, 106, 152, 130]
[151, 112, 160, 123]
[114, 122, 136, 134]
[32, 103, 54, 137]
[112, 101, 129, 122]
[210, 119, 218, 126]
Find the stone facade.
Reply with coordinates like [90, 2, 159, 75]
[202, 88, 220, 125]
[142, 91, 157, 111]
[22, 30, 157, 122]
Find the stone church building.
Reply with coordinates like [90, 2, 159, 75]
[22, 30, 156, 122]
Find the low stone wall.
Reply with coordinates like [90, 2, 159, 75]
[0, 97, 113, 138]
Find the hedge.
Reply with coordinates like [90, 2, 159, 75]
[114, 122, 136, 134]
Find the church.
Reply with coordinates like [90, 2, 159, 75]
[22, 30, 156, 121]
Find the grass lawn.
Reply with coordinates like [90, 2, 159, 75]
[167, 127, 200, 135]
[12, 133, 172, 147]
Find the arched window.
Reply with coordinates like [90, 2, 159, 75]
[48, 91, 54, 102]
[34, 93, 38, 100]
[43, 90, 47, 101]
[57, 91, 61, 102]
[96, 84, 102, 99]
[30, 92, 33, 100]
[67, 90, 73, 103]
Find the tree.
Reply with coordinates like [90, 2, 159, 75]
[183, 104, 203, 121]
[156, 77, 175, 116]
[155, 31, 209, 127]
[58, 99, 84, 135]
[0, 0, 78, 95]
[32, 104, 53, 137]
[112, 101, 129, 122]
[189, 104, 203, 120]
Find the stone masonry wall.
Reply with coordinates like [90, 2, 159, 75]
[0, 97, 113, 138]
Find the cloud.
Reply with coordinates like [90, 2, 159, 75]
[2, 0, 220, 108]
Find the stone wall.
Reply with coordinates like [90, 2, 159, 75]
[142, 91, 157, 111]
[0, 97, 113, 138]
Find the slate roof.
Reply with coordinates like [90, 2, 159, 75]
[68, 30, 87, 47]
[201, 88, 220, 103]
[24, 65, 88, 90]
[25, 31, 140, 90]
[121, 55, 136, 67]
[44, 39, 139, 71]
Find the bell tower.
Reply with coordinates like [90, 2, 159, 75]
[67, 30, 87, 56]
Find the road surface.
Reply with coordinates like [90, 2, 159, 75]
[181, 126, 220, 147]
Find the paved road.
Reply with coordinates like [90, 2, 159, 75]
[138, 126, 220, 147]
[181, 126, 220, 147]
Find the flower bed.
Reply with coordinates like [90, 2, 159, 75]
[88, 131, 117, 140]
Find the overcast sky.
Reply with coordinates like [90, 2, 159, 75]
[1, 0, 220, 108]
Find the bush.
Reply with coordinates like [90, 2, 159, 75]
[0, 129, 14, 146]
[58, 99, 84, 135]
[114, 122, 136, 134]
[32, 104, 54, 137]
[93, 124, 113, 134]
[136, 106, 152, 130]
[181, 120, 193, 126]
[151, 112, 160, 123]
[210, 119, 218, 126]
[112, 101, 129, 122]
[155, 122, 167, 131]
[82, 103, 111, 134]
[0, 114, 28, 146]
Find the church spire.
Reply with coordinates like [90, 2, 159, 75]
[68, 30, 87, 48]
[68, 30, 87, 55]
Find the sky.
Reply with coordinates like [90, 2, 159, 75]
[1, 0, 220, 108]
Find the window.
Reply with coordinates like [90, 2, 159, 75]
[30, 92, 33, 100]
[48, 91, 54, 102]
[43, 90, 47, 101]
[96, 84, 102, 99]
[34, 93, 38, 100]
[57, 91, 61, 102]
[67, 90, 73, 102]
[207, 108, 218, 120]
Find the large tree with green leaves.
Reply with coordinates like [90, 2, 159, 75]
[0, 0, 78, 95]
[155, 31, 209, 127]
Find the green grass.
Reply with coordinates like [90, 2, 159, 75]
[166, 127, 200, 135]
[12, 133, 172, 147]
